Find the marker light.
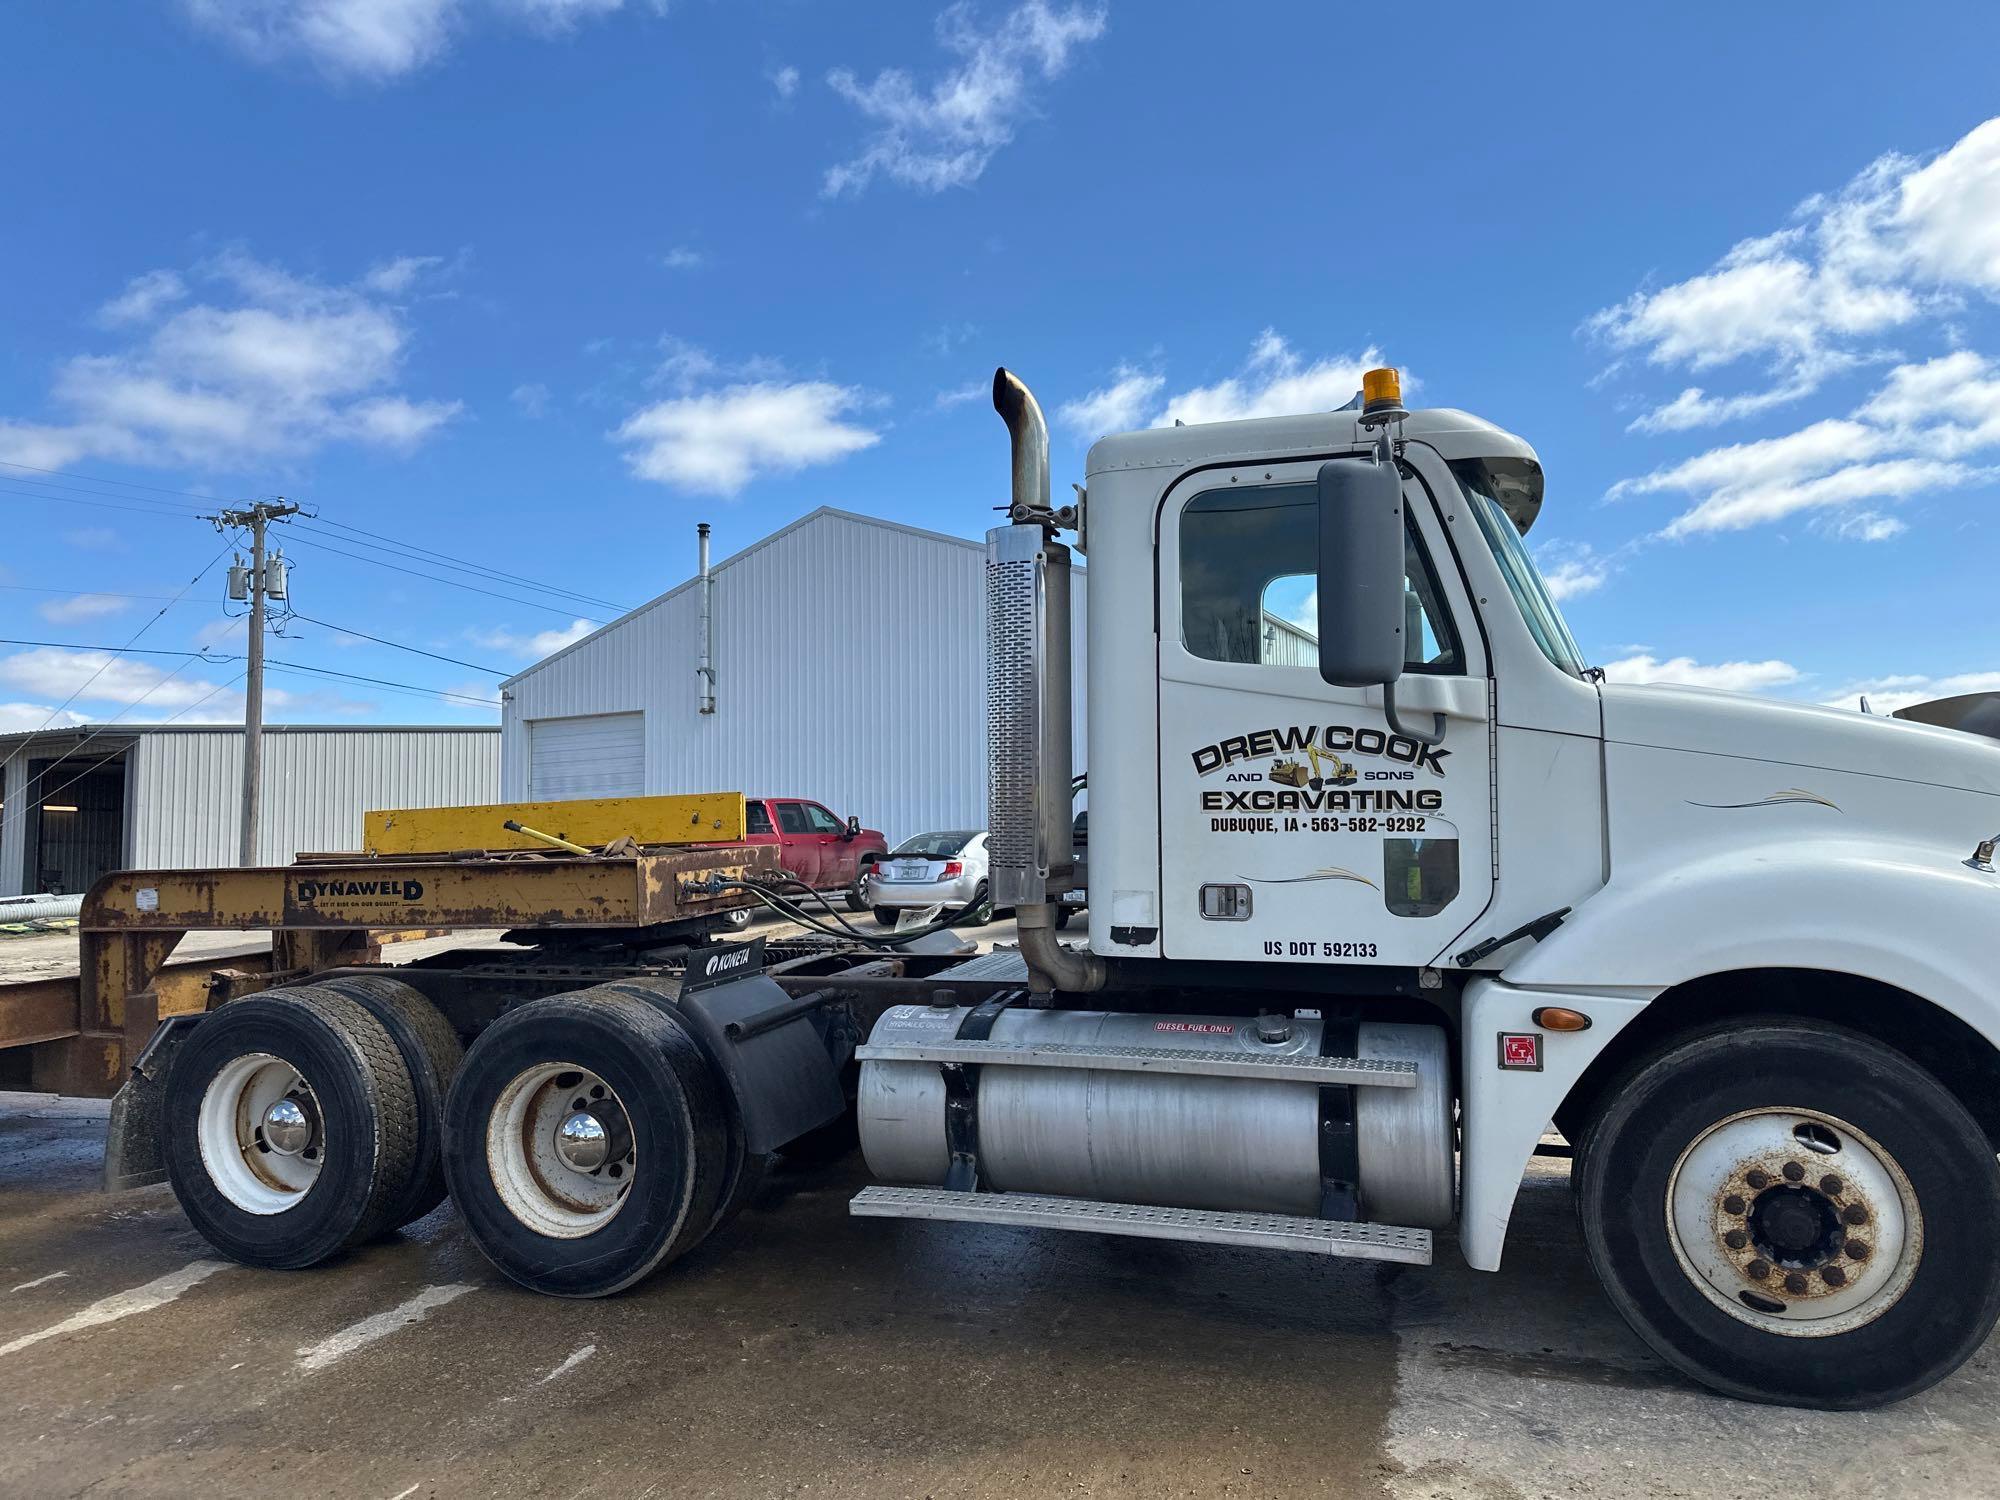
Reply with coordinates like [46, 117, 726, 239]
[1362, 367, 1403, 411]
[1531, 1006, 1592, 1032]
[43, 804, 80, 813]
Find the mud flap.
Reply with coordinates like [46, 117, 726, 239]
[671, 973, 848, 1155]
[103, 1014, 206, 1192]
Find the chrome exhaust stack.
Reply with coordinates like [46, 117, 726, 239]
[986, 368, 1103, 996]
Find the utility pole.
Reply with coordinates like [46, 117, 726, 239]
[208, 499, 299, 866]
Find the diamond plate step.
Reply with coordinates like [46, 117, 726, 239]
[850, 1186, 1432, 1264]
[854, 1038, 1416, 1087]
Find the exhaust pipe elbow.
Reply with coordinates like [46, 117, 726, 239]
[993, 367, 1050, 519]
[1016, 901, 1105, 996]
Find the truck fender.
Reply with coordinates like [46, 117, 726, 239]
[1458, 979, 1649, 1272]
[1498, 844, 2000, 1049]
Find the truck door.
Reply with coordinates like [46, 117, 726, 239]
[1156, 460, 1493, 967]
[801, 801, 854, 886]
[773, 800, 820, 886]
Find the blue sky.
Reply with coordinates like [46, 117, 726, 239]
[4, 1, 2000, 734]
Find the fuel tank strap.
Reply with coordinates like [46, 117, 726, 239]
[1318, 1012, 1362, 1223]
[940, 995, 1020, 1192]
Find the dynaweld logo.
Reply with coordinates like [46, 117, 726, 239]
[295, 877, 426, 903]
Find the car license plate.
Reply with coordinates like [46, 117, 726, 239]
[894, 861, 928, 880]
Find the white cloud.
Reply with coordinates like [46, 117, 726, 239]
[611, 343, 882, 496]
[511, 382, 551, 418]
[467, 618, 594, 658]
[770, 64, 800, 99]
[194, 616, 250, 651]
[0, 703, 89, 733]
[1599, 116, 2000, 541]
[934, 382, 986, 410]
[1057, 365, 1162, 436]
[1821, 670, 2000, 716]
[659, 246, 706, 271]
[1534, 542, 1610, 603]
[181, 0, 642, 81]
[97, 270, 188, 327]
[0, 251, 460, 474]
[823, 0, 1107, 197]
[1163, 333, 1386, 427]
[1599, 652, 1803, 694]
[0, 648, 235, 711]
[362, 254, 444, 294]
[36, 594, 130, 626]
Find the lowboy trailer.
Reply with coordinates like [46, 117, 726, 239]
[65, 367, 2000, 1410]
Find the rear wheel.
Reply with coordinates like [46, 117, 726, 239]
[164, 989, 419, 1269]
[957, 882, 993, 926]
[1051, 905, 1072, 930]
[846, 864, 873, 913]
[1577, 1019, 2000, 1408]
[872, 907, 898, 927]
[314, 975, 463, 1230]
[443, 988, 733, 1297]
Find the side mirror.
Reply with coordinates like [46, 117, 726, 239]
[846, 815, 861, 837]
[1317, 457, 1406, 688]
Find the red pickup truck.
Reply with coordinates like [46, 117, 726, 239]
[740, 796, 889, 910]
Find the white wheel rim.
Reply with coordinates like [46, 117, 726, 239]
[197, 1052, 324, 1215]
[1666, 1108, 1922, 1337]
[487, 1063, 635, 1239]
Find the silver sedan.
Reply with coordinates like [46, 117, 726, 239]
[865, 830, 990, 925]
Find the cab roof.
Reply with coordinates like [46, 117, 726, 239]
[1084, 405, 1545, 531]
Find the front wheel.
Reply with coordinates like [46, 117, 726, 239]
[1577, 1019, 2000, 1408]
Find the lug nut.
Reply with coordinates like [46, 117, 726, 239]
[1722, 1194, 1747, 1215]
[1841, 1203, 1869, 1227]
[1724, 1229, 1749, 1250]
[1819, 1175, 1844, 1196]
[1821, 1265, 1848, 1288]
[1782, 1161, 1805, 1182]
[1745, 1169, 1771, 1190]
[1747, 1259, 1771, 1280]
[1784, 1271, 1810, 1295]
[1847, 1240, 1871, 1261]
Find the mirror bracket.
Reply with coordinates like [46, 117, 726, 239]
[1384, 680, 1446, 748]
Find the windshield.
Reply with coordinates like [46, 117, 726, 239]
[1452, 461, 1589, 679]
[893, 830, 978, 858]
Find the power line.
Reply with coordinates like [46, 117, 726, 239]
[281, 534, 608, 622]
[262, 658, 500, 706]
[0, 457, 239, 507]
[292, 518, 631, 613]
[0, 637, 220, 656]
[285, 614, 509, 676]
[0, 584, 195, 605]
[0, 477, 216, 522]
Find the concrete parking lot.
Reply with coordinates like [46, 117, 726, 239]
[5, 1080, 1999, 1500]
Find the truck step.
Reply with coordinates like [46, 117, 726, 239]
[854, 1038, 1416, 1087]
[850, 1186, 1432, 1264]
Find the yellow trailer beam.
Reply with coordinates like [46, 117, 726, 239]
[364, 792, 747, 855]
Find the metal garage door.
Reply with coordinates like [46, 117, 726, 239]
[527, 714, 644, 799]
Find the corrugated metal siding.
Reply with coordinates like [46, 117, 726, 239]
[0, 749, 24, 897]
[501, 512, 1087, 845]
[129, 728, 500, 867]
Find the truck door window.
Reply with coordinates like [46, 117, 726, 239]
[746, 801, 773, 835]
[1180, 483, 1461, 672]
[776, 802, 809, 835]
[803, 804, 843, 834]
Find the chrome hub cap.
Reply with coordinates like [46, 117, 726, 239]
[488, 1064, 636, 1238]
[1667, 1108, 1922, 1337]
[555, 1111, 610, 1172]
[197, 1053, 324, 1214]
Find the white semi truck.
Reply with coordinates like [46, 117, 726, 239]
[101, 367, 2000, 1410]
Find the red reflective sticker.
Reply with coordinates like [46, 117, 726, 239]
[1498, 1032, 1542, 1071]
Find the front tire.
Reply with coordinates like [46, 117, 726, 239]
[164, 989, 420, 1269]
[442, 987, 733, 1297]
[1577, 1019, 2000, 1408]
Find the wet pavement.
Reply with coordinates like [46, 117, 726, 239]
[4, 1093, 1999, 1500]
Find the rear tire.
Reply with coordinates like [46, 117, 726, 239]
[314, 975, 463, 1230]
[872, 907, 898, 927]
[1052, 905, 1072, 931]
[847, 865, 873, 913]
[164, 989, 420, 1269]
[957, 882, 993, 926]
[1577, 1019, 2000, 1408]
[443, 988, 733, 1297]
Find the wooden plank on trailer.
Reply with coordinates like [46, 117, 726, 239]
[362, 793, 748, 854]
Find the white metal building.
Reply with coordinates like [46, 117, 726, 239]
[0, 724, 499, 897]
[500, 508, 1086, 843]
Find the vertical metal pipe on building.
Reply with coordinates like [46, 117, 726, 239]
[697, 522, 717, 715]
